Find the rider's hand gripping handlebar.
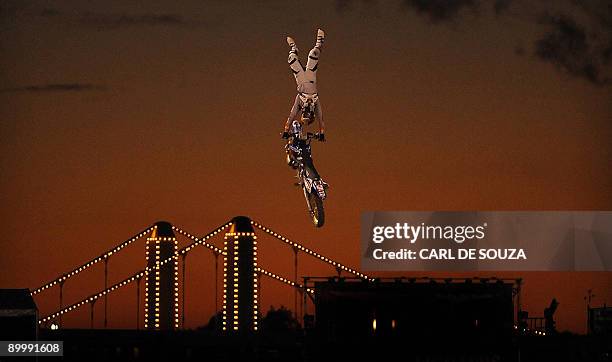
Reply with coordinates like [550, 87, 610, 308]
[306, 132, 325, 142]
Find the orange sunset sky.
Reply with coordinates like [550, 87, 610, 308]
[1, 0, 611, 333]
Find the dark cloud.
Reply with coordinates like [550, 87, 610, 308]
[341, 0, 508, 21]
[335, 0, 377, 14]
[0, 0, 29, 27]
[397, 0, 611, 86]
[335, 0, 353, 14]
[0, 2, 20, 17]
[38, 8, 60, 17]
[494, 0, 512, 16]
[29, 8, 193, 29]
[572, 0, 612, 64]
[401, 0, 479, 23]
[81, 12, 187, 28]
[604, 44, 612, 63]
[572, 0, 612, 29]
[1, 83, 106, 93]
[535, 13, 610, 86]
[336, 0, 610, 87]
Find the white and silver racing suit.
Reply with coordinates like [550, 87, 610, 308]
[284, 30, 325, 134]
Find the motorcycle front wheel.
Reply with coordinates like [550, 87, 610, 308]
[304, 189, 325, 227]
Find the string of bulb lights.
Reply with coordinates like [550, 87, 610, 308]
[31, 225, 157, 295]
[39, 252, 185, 324]
[172, 224, 230, 255]
[255, 267, 314, 295]
[250, 220, 371, 280]
[33, 219, 366, 327]
[220, 230, 262, 331]
[37, 223, 232, 325]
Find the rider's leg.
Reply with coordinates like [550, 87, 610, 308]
[306, 47, 320, 72]
[287, 37, 304, 78]
[305, 29, 324, 71]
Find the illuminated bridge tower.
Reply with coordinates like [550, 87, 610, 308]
[145, 221, 179, 330]
[223, 216, 258, 333]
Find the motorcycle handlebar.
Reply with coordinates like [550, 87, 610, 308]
[306, 132, 322, 139]
[282, 131, 323, 140]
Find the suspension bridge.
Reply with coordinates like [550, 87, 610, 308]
[30, 216, 370, 333]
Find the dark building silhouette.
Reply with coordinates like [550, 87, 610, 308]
[588, 305, 612, 335]
[314, 278, 515, 341]
[310, 278, 517, 360]
[0, 289, 38, 340]
[145, 221, 179, 330]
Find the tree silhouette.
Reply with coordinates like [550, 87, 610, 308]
[260, 305, 300, 333]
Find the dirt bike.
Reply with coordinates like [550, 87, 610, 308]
[285, 120, 328, 227]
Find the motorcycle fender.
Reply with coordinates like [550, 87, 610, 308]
[314, 181, 326, 200]
[303, 178, 313, 191]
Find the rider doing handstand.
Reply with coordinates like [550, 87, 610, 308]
[282, 29, 326, 168]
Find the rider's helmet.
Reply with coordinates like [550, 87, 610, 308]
[290, 119, 303, 135]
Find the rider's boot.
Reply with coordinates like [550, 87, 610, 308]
[315, 29, 324, 49]
[287, 36, 298, 52]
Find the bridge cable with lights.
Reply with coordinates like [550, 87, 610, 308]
[31, 216, 369, 333]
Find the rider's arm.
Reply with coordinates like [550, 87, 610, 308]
[285, 95, 301, 132]
[315, 100, 325, 134]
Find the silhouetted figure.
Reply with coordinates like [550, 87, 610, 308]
[544, 298, 559, 334]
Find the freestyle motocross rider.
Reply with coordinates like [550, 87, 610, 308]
[282, 29, 326, 167]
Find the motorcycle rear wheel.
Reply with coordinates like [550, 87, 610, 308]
[305, 190, 325, 227]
